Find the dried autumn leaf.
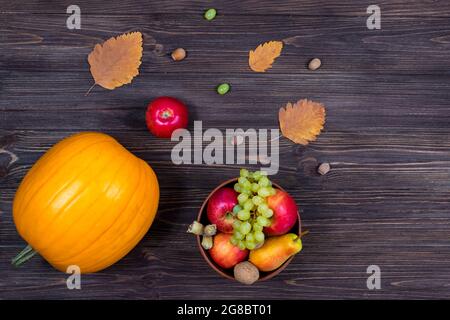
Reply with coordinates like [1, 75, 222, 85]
[88, 31, 143, 91]
[249, 41, 283, 72]
[279, 99, 326, 145]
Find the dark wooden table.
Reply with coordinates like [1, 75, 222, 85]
[1, 0, 450, 300]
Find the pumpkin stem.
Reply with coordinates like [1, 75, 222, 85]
[11, 245, 38, 267]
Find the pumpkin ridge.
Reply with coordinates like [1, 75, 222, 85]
[46, 149, 140, 264]
[16, 139, 114, 242]
[82, 160, 158, 272]
[15, 138, 112, 226]
[28, 144, 110, 239]
[64, 159, 147, 271]
[36, 142, 132, 256]
[49, 152, 142, 266]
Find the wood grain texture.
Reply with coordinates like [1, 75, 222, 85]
[1, 0, 450, 299]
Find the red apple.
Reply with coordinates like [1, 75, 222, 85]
[209, 233, 248, 269]
[207, 187, 238, 233]
[264, 189, 298, 236]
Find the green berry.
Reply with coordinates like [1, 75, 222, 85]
[257, 216, 270, 227]
[240, 168, 249, 177]
[254, 231, 265, 243]
[204, 8, 217, 21]
[251, 196, 263, 206]
[217, 83, 230, 95]
[237, 193, 249, 204]
[240, 222, 252, 235]
[262, 208, 274, 218]
[243, 199, 254, 211]
[234, 231, 244, 240]
[237, 210, 251, 221]
[246, 241, 256, 250]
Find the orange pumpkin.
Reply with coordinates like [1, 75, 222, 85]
[12, 132, 159, 273]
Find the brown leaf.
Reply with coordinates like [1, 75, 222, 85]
[249, 41, 283, 72]
[279, 99, 326, 145]
[88, 32, 143, 90]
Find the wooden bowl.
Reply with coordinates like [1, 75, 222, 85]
[196, 178, 301, 282]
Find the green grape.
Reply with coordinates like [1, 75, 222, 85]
[233, 220, 242, 230]
[240, 168, 249, 178]
[252, 223, 263, 232]
[233, 205, 242, 215]
[245, 233, 255, 243]
[237, 193, 248, 204]
[258, 176, 270, 187]
[257, 216, 270, 227]
[262, 208, 273, 218]
[252, 195, 263, 206]
[230, 237, 239, 246]
[268, 187, 276, 196]
[237, 209, 251, 221]
[258, 187, 271, 198]
[246, 241, 256, 250]
[243, 180, 252, 191]
[239, 221, 252, 235]
[238, 240, 246, 250]
[243, 199, 254, 211]
[254, 231, 265, 243]
[234, 183, 242, 193]
[257, 203, 269, 214]
[238, 177, 248, 186]
[234, 231, 244, 240]
[252, 171, 262, 181]
[251, 183, 260, 193]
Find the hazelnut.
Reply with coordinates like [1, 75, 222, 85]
[234, 262, 259, 285]
[187, 220, 204, 235]
[308, 58, 321, 71]
[317, 162, 331, 175]
[171, 48, 186, 61]
[203, 224, 217, 236]
[201, 236, 213, 250]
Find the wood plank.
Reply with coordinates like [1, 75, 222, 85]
[3, 0, 450, 17]
[2, 14, 450, 75]
[1, 0, 450, 300]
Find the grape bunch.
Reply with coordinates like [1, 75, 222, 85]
[230, 169, 276, 250]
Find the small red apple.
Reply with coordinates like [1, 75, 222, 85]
[209, 233, 248, 269]
[264, 189, 298, 236]
[207, 187, 238, 233]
